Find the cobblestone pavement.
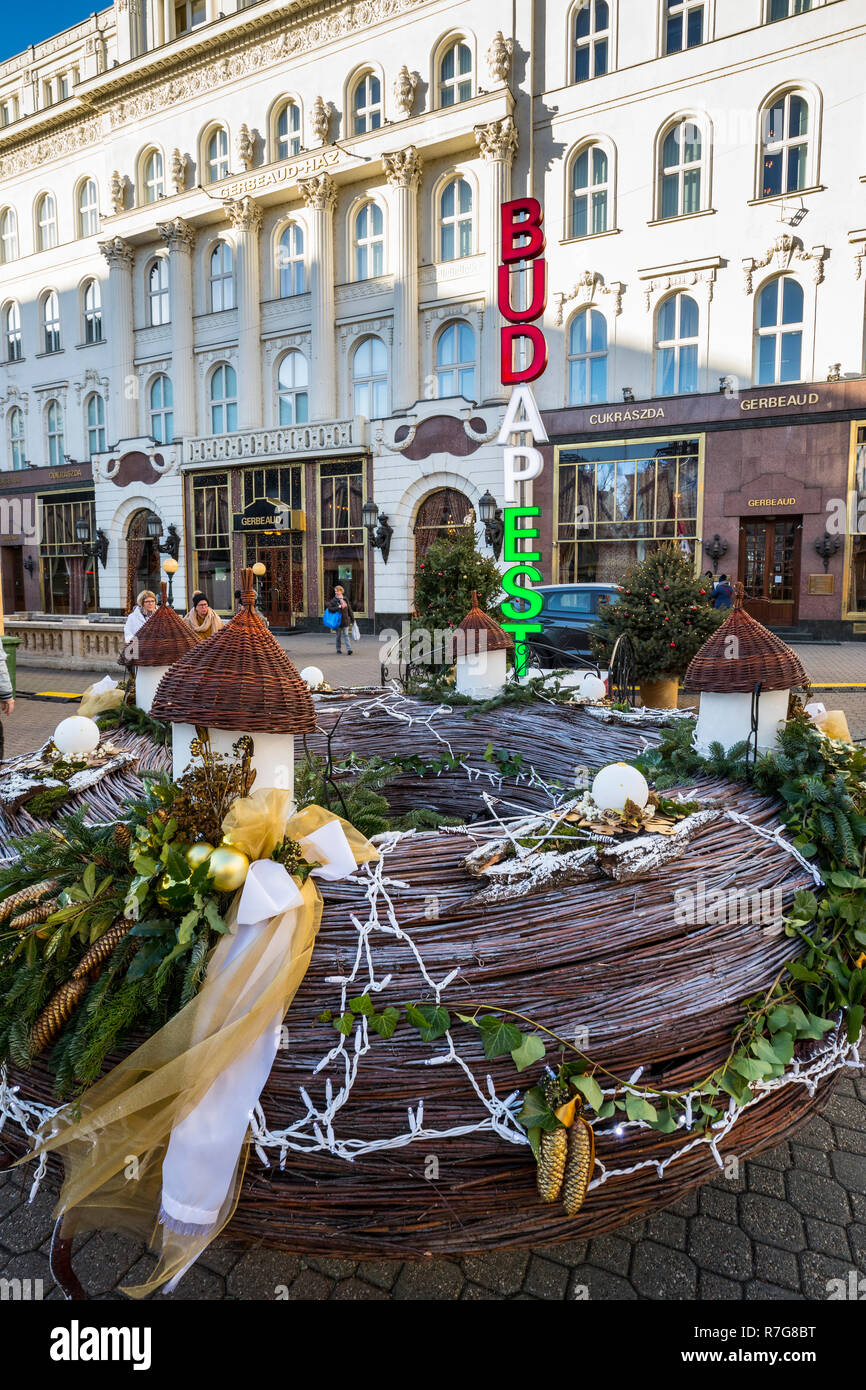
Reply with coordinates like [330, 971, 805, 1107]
[1, 664, 864, 1300]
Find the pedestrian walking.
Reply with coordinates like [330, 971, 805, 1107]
[124, 590, 157, 644]
[327, 584, 354, 655]
[713, 573, 734, 609]
[184, 591, 225, 641]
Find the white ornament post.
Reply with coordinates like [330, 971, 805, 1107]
[455, 646, 508, 700]
[171, 725, 296, 798]
[694, 689, 790, 756]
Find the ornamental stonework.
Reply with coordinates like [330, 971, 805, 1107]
[157, 217, 197, 253]
[474, 116, 518, 163]
[383, 146, 423, 189]
[224, 196, 263, 235]
[299, 172, 337, 212]
[741, 234, 828, 294]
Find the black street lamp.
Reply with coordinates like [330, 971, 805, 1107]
[362, 499, 394, 564]
[75, 516, 109, 568]
[703, 534, 729, 573]
[478, 489, 504, 561]
[814, 532, 841, 573]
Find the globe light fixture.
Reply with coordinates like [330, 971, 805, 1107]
[53, 715, 101, 757]
[591, 762, 649, 812]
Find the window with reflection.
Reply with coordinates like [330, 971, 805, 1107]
[570, 145, 609, 237]
[573, 1, 610, 82]
[655, 292, 699, 394]
[567, 309, 607, 404]
[755, 276, 803, 384]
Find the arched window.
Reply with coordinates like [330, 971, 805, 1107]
[573, 1, 610, 82]
[142, 149, 164, 204]
[77, 179, 99, 237]
[209, 241, 235, 312]
[149, 374, 174, 443]
[435, 321, 476, 398]
[210, 363, 238, 434]
[277, 101, 301, 159]
[755, 276, 803, 384]
[4, 301, 22, 361]
[352, 335, 388, 418]
[414, 488, 473, 568]
[46, 399, 65, 466]
[148, 258, 170, 326]
[655, 292, 699, 395]
[278, 223, 305, 297]
[439, 177, 473, 260]
[86, 393, 106, 454]
[8, 407, 25, 470]
[567, 309, 608, 404]
[352, 202, 384, 280]
[659, 118, 703, 218]
[439, 39, 473, 106]
[0, 207, 18, 263]
[352, 73, 382, 134]
[570, 144, 610, 237]
[206, 126, 229, 184]
[760, 91, 809, 197]
[43, 291, 61, 353]
[278, 350, 309, 424]
[82, 279, 102, 344]
[36, 193, 58, 251]
[664, 0, 705, 53]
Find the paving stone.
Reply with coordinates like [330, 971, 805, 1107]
[461, 1282, 498, 1300]
[226, 1249, 303, 1299]
[0, 1249, 52, 1299]
[833, 1126, 866, 1156]
[699, 1186, 739, 1222]
[747, 1165, 786, 1198]
[0, 1179, 23, 1217]
[824, 1095, 864, 1130]
[698, 1271, 743, 1300]
[575, 1266, 636, 1299]
[392, 1260, 464, 1300]
[739, 1194, 805, 1252]
[749, 1143, 791, 1171]
[799, 1250, 859, 1302]
[462, 1249, 529, 1296]
[787, 1170, 851, 1224]
[848, 1224, 866, 1271]
[71, 1233, 145, 1296]
[116, 1255, 157, 1300]
[835, 1076, 858, 1098]
[852, 1193, 866, 1223]
[531, 1239, 588, 1265]
[305, 1256, 359, 1279]
[332, 1277, 390, 1300]
[284, 1269, 334, 1300]
[355, 1260, 402, 1290]
[805, 1219, 852, 1262]
[790, 1144, 831, 1176]
[643, 1211, 688, 1251]
[631, 1241, 697, 1300]
[754, 1244, 800, 1291]
[195, 1239, 247, 1276]
[667, 1191, 699, 1218]
[688, 1217, 753, 1280]
[830, 1152, 866, 1194]
[792, 1115, 835, 1151]
[0, 1187, 62, 1254]
[585, 1234, 631, 1276]
[523, 1254, 570, 1300]
[744, 1281, 804, 1300]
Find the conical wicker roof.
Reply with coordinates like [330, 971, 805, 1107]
[151, 569, 317, 733]
[133, 582, 199, 667]
[683, 584, 808, 693]
[448, 591, 514, 658]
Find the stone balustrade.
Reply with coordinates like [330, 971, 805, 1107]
[4, 619, 125, 671]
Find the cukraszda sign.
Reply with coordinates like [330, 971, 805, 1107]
[495, 197, 549, 675]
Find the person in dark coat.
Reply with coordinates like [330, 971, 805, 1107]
[329, 584, 354, 655]
[713, 573, 734, 609]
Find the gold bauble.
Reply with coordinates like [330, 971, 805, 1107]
[185, 841, 215, 872]
[208, 845, 250, 892]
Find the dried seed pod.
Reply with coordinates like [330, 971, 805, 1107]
[30, 977, 89, 1056]
[536, 1127, 568, 1203]
[0, 879, 61, 924]
[562, 1113, 595, 1216]
[8, 899, 59, 931]
[71, 919, 135, 979]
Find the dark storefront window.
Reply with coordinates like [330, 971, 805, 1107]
[191, 472, 231, 612]
[319, 458, 366, 615]
[241, 465, 305, 625]
[39, 494, 98, 614]
[557, 436, 701, 584]
[849, 426, 866, 615]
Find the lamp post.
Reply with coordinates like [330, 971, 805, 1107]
[75, 516, 109, 568]
[478, 489, 504, 561]
[362, 499, 394, 565]
[162, 556, 179, 607]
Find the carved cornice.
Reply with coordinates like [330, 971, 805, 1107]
[98, 235, 134, 270]
[474, 116, 518, 164]
[640, 267, 717, 311]
[157, 216, 196, 254]
[382, 146, 422, 190]
[741, 235, 827, 294]
[74, 368, 110, 404]
[299, 172, 337, 213]
[224, 196, 263, 235]
[554, 271, 624, 324]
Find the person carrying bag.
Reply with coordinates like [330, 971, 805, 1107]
[324, 585, 354, 655]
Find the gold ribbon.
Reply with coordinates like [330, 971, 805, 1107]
[25, 800, 378, 1298]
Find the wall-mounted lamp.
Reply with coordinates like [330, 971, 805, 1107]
[362, 499, 393, 564]
[23, 555, 35, 575]
[703, 534, 729, 573]
[75, 516, 109, 568]
[478, 489, 504, 561]
[814, 532, 841, 573]
[622, 387, 634, 403]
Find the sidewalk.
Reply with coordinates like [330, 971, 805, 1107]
[791, 643, 866, 687]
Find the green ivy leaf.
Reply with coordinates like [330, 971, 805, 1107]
[570, 1073, 605, 1112]
[595, 1100, 615, 1120]
[510, 1033, 545, 1072]
[405, 1001, 451, 1042]
[333, 1012, 355, 1036]
[368, 1006, 400, 1039]
[477, 1014, 522, 1059]
[846, 1003, 864, 1044]
[517, 1085, 558, 1133]
[786, 959, 821, 983]
[348, 993, 375, 1016]
[729, 1055, 771, 1082]
[625, 1093, 658, 1124]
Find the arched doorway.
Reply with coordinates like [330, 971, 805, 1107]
[413, 488, 474, 572]
[125, 508, 161, 613]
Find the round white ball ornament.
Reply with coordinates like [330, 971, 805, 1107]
[591, 762, 649, 812]
[578, 672, 606, 702]
[299, 666, 325, 691]
[53, 716, 101, 757]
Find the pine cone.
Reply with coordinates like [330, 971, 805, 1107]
[30, 977, 89, 1056]
[562, 1114, 595, 1216]
[536, 1127, 568, 1203]
[0, 879, 61, 924]
[9, 899, 59, 931]
[114, 823, 132, 850]
[71, 919, 135, 979]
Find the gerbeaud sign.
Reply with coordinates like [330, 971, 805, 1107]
[496, 198, 549, 675]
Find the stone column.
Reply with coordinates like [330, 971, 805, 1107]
[475, 117, 519, 405]
[299, 173, 337, 421]
[225, 197, 263, 431]
[98, 236, 137, 442]
[383, 146, 422, 412]
[157, 217, 197, 440]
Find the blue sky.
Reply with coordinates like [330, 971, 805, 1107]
[0, 4, 101, 62]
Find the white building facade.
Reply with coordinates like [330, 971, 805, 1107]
[0, 0, 864, 636]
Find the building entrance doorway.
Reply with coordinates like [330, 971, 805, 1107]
[243, 537, 305, 628]
[738, 516, 801, 626]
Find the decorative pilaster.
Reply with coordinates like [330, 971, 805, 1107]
[299, 173, 337, 421]
[383, 146, 422, 411]
[224, 198, 264, 431]
[98, 236, 137, 442]
[475, 117, 518, 404]
[157, 217, 197, 440]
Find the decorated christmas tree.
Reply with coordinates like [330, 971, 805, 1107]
[591, 545, 723, 681]
[413, 530, 502, 633]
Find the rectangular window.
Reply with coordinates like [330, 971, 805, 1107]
[319, 458, 366, 615]
[191, 472, 232, 612]
[556, 437, 701, 584]
[39, 495, 98, 613]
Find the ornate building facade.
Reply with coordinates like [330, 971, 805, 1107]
[0, 0, 864, 636]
